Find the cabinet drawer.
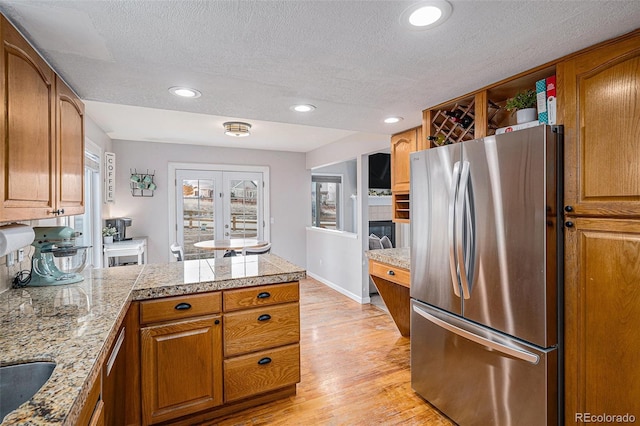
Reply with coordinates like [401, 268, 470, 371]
[369, 261, 410, 288]
[224, 302, 300, 357]
[140, 292, 221, 324]
[223, 282, 299, 312]
[224, 343, 300, 402]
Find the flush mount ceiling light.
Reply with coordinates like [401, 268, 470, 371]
[168, 86, 202, 98]
[384, 116, 404, 124]
[290, 104, 316, 112]
[401, 0, 452, 30]
[223, 121, 252, 137]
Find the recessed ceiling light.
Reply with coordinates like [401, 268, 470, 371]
[223, 121, 252, 137]
[291, 104, 316, 112]
[169, 86, 202, 98]
[401, 1, 452, 30]
[384, 117, 404, 124]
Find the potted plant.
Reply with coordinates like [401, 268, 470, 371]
[505, 89, 537, 124]
[102, 226, 117, 244]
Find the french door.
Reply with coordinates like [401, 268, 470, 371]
[176, 170, 263, 260]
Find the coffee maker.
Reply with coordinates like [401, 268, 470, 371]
[105, 218, 132, 241]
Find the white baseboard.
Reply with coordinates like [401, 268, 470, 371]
[307, 272, 370, 305]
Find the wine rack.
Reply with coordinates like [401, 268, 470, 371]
[429, 99, 476, 147]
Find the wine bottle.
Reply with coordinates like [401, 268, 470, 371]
[444, 110, 462, 123]
[427, 135, 447, 146]
[460, 116, 473, 129]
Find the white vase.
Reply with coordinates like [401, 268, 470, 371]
[104, 236, 113, 244]
[516, 108, 537, 124]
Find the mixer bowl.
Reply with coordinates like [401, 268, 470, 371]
[39, 246, 89, 274]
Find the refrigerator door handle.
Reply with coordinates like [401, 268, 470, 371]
[448, 161, 462, 297]
[456, 161, 472, 299]
[412, 304, 540, 365]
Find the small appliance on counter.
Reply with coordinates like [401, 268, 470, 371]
[105, 217, 132, 241]
[29, 226, 91, 286]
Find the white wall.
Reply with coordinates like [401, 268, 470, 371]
[305, 132, 391, 303]
[109, 140, 308, 267]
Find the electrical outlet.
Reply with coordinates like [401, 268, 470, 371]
[18, 248, 24, 262]
[7, 252, 15, 267]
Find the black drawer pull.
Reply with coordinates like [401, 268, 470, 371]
[257, 314, 271, 322]
[258, 357, 272, 365]
[214, 319, 220, 325]
[387, 270, 395, 276]
[257, 292, 271, 299]
[174, 302, 192, 310]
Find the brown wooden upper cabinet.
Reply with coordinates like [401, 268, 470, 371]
[0, 16, 84, 221]
[559, 32, 640, 217]
[391, 126, 422, 222]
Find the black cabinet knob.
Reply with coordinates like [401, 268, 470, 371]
[258, 357, 272, 365]
[174, 302, 192, 310]
[257, 292, 271, 299]
[565, 221, 574, 228]
[257, 314, 271, 322]
[214, 319, 220, 325]
[564, 206, 574, 212]
[387, 270, 395, 276]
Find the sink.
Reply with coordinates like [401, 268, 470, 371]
[0, 361, 56, 420]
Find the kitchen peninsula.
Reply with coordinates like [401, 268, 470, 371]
[0, 254, 305, 425]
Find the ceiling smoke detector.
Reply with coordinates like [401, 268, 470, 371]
[223, 122, 252, 137]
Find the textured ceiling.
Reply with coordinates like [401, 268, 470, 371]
[1, 0, 639, 152]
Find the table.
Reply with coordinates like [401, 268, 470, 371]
[103, 237, 147, 267]
[193, 238, 267, 251]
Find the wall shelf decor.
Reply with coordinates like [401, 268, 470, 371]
[130, 169, 156, 197]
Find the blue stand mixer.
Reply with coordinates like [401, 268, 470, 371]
[30, 226, 91, 286]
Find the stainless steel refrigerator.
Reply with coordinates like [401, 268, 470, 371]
[410, 125, 563, 426]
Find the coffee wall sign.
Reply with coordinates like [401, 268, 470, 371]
[104, 152, 116, 203]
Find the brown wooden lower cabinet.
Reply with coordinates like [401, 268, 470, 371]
[564, 217, 640, 424]
[140, 315, 223, 425]
[133, 282, 300, 425]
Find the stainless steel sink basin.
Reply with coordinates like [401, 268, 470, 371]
[0, 361, 56, 420]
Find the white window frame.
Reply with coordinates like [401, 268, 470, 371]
[168, 162, 270, 254]
[311, 173, 344, 231]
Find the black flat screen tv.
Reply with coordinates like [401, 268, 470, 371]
[369, 153, 391, 189]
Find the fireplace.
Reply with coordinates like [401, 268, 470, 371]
[368, 220, 395, 248]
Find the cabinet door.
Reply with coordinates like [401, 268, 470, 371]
[564, 217, 640, 424]
[141, 315, 223, 425]
[0, 16, 56, 220]
[103, 326, 126, 426]
[56, 76, 84, 216]
[559, 33, 640, 216]
[390, 128, 418, 193]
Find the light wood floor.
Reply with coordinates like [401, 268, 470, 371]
[205, 278, 454, 426]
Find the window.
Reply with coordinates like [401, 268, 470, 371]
[312, 175, 342, 230]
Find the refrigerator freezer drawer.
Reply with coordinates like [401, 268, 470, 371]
[411, 300, 557, 426]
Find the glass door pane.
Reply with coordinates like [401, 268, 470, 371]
[177, 171, 223, 260]
[224, 172, 263, 240]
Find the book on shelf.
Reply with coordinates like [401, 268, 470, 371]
[546, 75, 557, 125]
[536, 78, 548, 124]
[495, 120, 542, 134]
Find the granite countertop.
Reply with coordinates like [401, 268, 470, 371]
[0, 254, 306, 425]
[365, 247, 410, 270]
